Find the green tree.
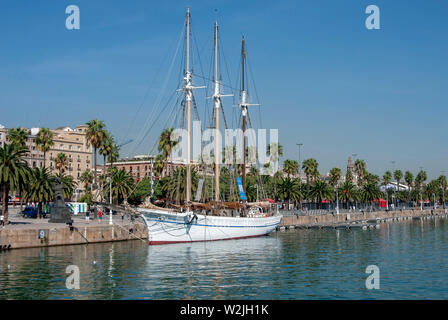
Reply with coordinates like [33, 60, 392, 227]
[437, 175, 447, 208]
[394, 170, 403, 191]
[329, 167, 342, 187]
[104, 168, 134, 205]
[277, 177, 303, 208]
[360, 182, 381, 211]
[161, 166, 199, 204]
[86, 119, 106, 189]
[283, 159, 299, 178]
[266, 143, 284, 201]
[354, 159, 367, 186]
[302, 158, 319, 196]
[55, 152, 68, 174]
[99, 131, 113, 179]
[35, 128, 54, 168]
[7, 128, 29, 147]
[338, 180, 357, 209]
[24, 167, 54, 218]
[158, 128, 179, 177]
[309, 179, 334, 209]
[405, 171, 414, 201]
[0, 144, 30, 224]
[80, 170, 94, 191]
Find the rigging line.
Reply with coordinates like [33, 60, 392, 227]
[147, 93, 184, 156]
[134, 89, 177, 151]
[123, 23, 185, 144]
[126, 93, 182, 202]
[247, 56, 263, 129]
[131, 28, 184, 156]
[194, 74, 238, 92]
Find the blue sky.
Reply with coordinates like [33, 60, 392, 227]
[0, 0, 447, 179]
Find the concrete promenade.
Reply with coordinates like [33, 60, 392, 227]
[0, 208, 148, 250]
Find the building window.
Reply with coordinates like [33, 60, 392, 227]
[78, 164, 80, 170]
[77, 155, 80, 162]
[33, 161, 36, 168]
[69, 145, 72, 150]
[77, 172, 80, 178]
[60, 144, 63, 149]
[78, 146, 81, 151]
[50, 153, 53, 160]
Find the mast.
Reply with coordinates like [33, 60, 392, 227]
[213, 21, 220, 203]
[185, 8, 192, 206]
[211, 20, 232, 204]
[238, 36, 258, 199]
[241, 36, 247, 196]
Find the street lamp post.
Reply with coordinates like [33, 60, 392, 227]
[433, 193, 436, 210]
[109, 177, 113, 225]
[296, 143, 303, 178]
[335, 189, 339, 215]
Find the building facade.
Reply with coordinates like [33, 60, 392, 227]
[108, 156, 188, 183]
[47, 125, 92, 181]
[1, 125, 92, 186]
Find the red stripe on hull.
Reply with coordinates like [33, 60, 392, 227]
[149, 233, 269, 245]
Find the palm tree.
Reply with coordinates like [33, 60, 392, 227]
[277, 177, 303, 209]
[24, 167, 53, 218]
[354, 159, 367, 186]
[8, 128, 29, 147]
[266, 143, 283, 201]
[104, 168, 134, 205]
[329, 167, 342, 187]
[0, 144, 30, 224]
[99, 131, 113, 179]
[158, 128, 179, 177]
[283, 159, 299, 178]
[338, 180, 357, 209]
[394, 170, 403, 192]
[405, 171, 414, 201]
[437, 175, 447, 208]
[345, 169, 354, 183]
[309, 179, 334, 209]
[302, 158, 319, 195]
[161, 166, 199, 204]
[55, 152, 69, 174]
[80, 170, 94, 191]
[35, 128, 54, 168]
[153, 154, 165, 177]
[360, 182, 381, 211]
[85, 119, 106, 189]
[382, 171, 392, 187]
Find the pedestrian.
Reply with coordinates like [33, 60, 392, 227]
[85, 209, 90, 222]
[121, 212, 124, 221]
[99, 210, 102, 222]
[0, 215, 4, 226]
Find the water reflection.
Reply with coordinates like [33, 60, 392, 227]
[0, 218, 447, 299]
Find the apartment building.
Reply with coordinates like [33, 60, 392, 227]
[1, 124, 92, 186]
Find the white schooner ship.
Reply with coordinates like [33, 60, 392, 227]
[138, 8, 282, 244]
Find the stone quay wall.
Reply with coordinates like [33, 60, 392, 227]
[279, 208, 445, 227]
[0, 223, 148, 250]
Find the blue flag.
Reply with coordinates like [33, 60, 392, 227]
[236, 177, 246, 201]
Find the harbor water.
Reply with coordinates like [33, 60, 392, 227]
[0, 217, 447, 299]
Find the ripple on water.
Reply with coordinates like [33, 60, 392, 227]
[0, 218, 447, 299]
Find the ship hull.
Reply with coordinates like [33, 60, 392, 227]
[138, 208, 282, 245]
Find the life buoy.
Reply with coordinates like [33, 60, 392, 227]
[265, 213, 269, 217]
